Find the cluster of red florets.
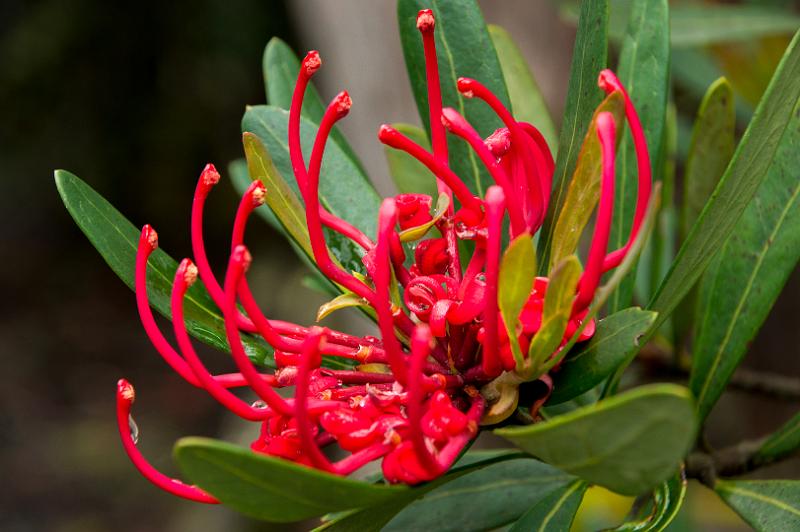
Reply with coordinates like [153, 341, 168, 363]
[115, 8, 651, 503]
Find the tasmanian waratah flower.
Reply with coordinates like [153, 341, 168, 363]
[116, 8, 651, 502]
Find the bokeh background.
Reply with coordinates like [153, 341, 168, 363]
[1, 0, 797, 530]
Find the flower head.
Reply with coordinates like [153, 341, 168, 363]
[116, 8, 651, 502]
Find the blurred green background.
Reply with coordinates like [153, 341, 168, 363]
[0, 1, 797, 530]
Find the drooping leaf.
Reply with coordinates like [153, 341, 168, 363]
[498, 233, 537, 367]
[398, 193, 450, 242]
[382, 458, 575, 532]
[54, 170, 272, 366]
[689, 98, 800, 423]
[495, 384, 696, 496]
[509, 479, 587, 532]
[538, 0, 608, 272]
[174, 437, 406, 522]
[754, 412, 800, 464]
[547, 91, 625, 272]
[715, 479, 800, 531]
[606, 0, 670, 313]
[384, 123, 438, 198]
[398, 0, 511, 197]
[612, 467, 687, 531]
[549, 308, 657, 405]
[647, 29, 800, 337]
[488, 24, 558, 149]
[262, 37, 366, 174]
[317, 293, 371, 322]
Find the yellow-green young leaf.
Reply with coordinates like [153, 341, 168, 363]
[509, 480, 587, 532]
[612, 468, 687, 531]
[548, 92, 625, 272]
[488, 24, 558, 150]
[715, 480, 800, 531]
[398, 193, 450, 242]
[242, 132, 313, 258]
[316, 293, 370, 322]
[495, 384, 696, 496]
[384, 123, 438, 198]
[754, 412, 800, 464]
[527, 256, 582, 375]
[498, 234, 537, 368]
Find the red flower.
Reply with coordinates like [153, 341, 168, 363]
[115, 8, 652, 503]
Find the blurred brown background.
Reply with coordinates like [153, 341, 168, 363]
[0, 0, 796, 530]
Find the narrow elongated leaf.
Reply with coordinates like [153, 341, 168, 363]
[488, 24, 558, 149]
[689, 99, 800, 422]
[383, 458, 575, 532]
[549, 308, 657, 405]
[755, 412, 800, 464]
[606, 0, 670, 313]
[509, 479, 587, 532]
[538, 0, 608, 272]
[398, 0, 511, 196]
[317, 293, 370, 322]
[669, 5, 800, 48]
[648, 29, 800, 336]
[495, 384, 696, 495]
[715, 479, 800, 531]
[384, 123, 438, 197]
[54, 170, 272, 365]
[612, 468, 687, 531]
[547, 92, 625, 272]
[174, 437, 406, 522]
[262, 37, 365, 174]
[499, 234, 537, 367]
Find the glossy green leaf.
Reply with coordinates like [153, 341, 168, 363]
[317, 293, 371, 322]
[398, 0, 510, 196]
[549, 308, 657, 405]
[262, 37, 365, 174]
[509, 479, 587, 532]
[715, 479, 800, 531]
[384, 123, 438, 198]
[670, 5, 800, 48]
[689, 99, 800, 423]
[648, 29, 800, 337]
[606, 0, 670, 313]
[242, 105, 380, 274]
[499, 233, 537, 367]
[54, 170, 272, 366]
[243, 132, 313, 257]
[528, 256, 581, 375]
[495, 384, 696, 495]
[383, 458, 575, 532]
[398, 193, 450, 241]
[755, 412, 800, 464]
[547, 91, 625, 272]
[488, 24, 558, 150]
[612, 468, 687, 531]
[174, 437, 406, 522]
[538, 0, 608, 272]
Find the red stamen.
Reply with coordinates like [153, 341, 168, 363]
[407, 325, 441, 473]
[482, 186, 505, 377]
[115, 379, 219, 504]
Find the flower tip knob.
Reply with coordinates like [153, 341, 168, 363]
[231, 245, 252, 271]
[485, 185, 505, 207]
[117, 379, 136, 403]
[377, 123, 398, 143]
[440, 107, 459, 130]
[597, 69, 621, 95]
[596, 111, 616, 138]
[416, 9, 435, 32]
[246, 180, 267, 206]
[141, 224, 159, 251]
[177, 258, 199, 286]
[201, 163, 221, 187]
[379, 196, 398, 221]
[302, 50, 322, 76]
[485, 128, 511, 158]
[333, 91, 352, 118]
[456, 77, 476, 98]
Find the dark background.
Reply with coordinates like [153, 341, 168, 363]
[1, 1, 797, 531]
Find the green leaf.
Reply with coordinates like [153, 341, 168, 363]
[174, 437, 406, 522]
[508, 479, 587, 532]
[495, 384, 696, 496]
[647, 29, 800, 337]
[669, 5, 800, 48]
[54, 170, 272, 366]
[397, 0, 510, 196]
[715, 479, 800, 531]
[612, 468, 687, 531]
[262, 37, 366, 175]
[398, 193, 450, 242]
[384, 123, 438, 198]
[242, 105, 381, 274]
[538, 0, 608, 272]
[317, 293, 371, 322]
[549, 308, 657, 405]
[689, 98, 800, 423]
[606, 0, 670, 313]
[547, 91, 625, 272]
[488, 24, 558, 150]
[755, 412, 800, 464]
[498, 233, 537, 368]
[382, 458, 575, 532]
